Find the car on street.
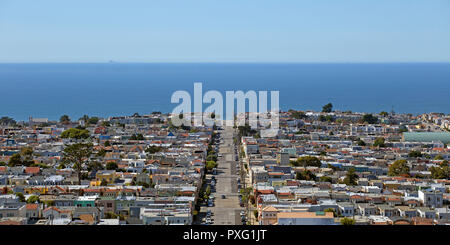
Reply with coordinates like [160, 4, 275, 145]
[221, 195, 226, 199]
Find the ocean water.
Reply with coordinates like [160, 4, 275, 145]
[0, 63, 449, 121]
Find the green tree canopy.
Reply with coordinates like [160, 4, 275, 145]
[322, 103, 333, 113]
[341, 217, 355, 225]
[408, 150, 423, 158]
[60, 115, 71, 124]
[362, 114, 379, 124]
[373, 137, 386, 147]
[62, 143, 93, 184]
[106, 161, 119, 170]
[145, 145, 162, 154]
[295, 170, 316, 181]
[430, 165, 449, 179]
[130, 134, 144, 140]
[8, 153, 22, 167]
[16, 192, 26, 202]
[343, 168, 358, 186]
[87, 161, 104, 172]
[357, 139, 366, 146]
[388, 159, 410, 177]
[96, 149, 106, 157]
[320, 176, 333, 183]
[292, 156, 322, 168]
[0, 116, 16, 126]
[206, 161, 218, 171]
[434, 155, 444, 160]
[290, 110, 307, 119]
[87, 117, 99, 125]
[27, 195, 40, 204]
[61, 128, 90, 139]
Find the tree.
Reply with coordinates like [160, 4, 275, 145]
[296, 170, 316, 181]
[434, 155, 444, 160]
[430, 166, 449, 179]
[408, 150, 423, 158]
[8, 153, 22, 167]
[27, 195, 40, 204]
[61, 128, 90, 139]
[341, 217, 355, 225]
[106, 161, 118, 170]
[96, 149, 106, 157]
[130, 134, 144, 140]
[0, 116, 16, 126]
[380, 111, 389, 117]
[87, 117, 99, 125]
[373, 137, 386, 147]
[206, 154, 217, 162]
[324, 208, 337, 217]
[388, 160, 410, 177]
[343, 168, 358, 186]
[60, 115, 71, 124]
[362, 114, 378, 124]
[290, 110, 307, 119]
[206, 161, 218, 171]
[87, 161, 104, 172]
[320, 176, 333, 183]
[145, 146, 162, 154]
[293, 156, 322, 168]
[322, 103, 333, 113]
[206, 185, 211, 196]
[237, 125, 257, 137]
[16, 192, 26, 202]
[62, 143, 93, 185]
[104, 140, 111, 147]
[356, 139, 366, 146]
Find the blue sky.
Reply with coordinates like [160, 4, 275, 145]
[0, 0, 449, 62]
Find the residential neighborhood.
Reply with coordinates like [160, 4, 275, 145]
[0, 108, 449, 225]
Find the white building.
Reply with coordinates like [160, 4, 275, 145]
[418, 189, 443, 208]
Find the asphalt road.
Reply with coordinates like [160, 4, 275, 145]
[202, 126, 244, 225]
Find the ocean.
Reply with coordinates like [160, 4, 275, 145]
[0, 63, 449, 122]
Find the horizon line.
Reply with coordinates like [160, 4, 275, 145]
[1, 61, 450, 65]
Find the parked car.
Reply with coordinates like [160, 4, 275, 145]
[221, 195, 226, 199]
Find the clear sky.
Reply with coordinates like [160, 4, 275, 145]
[0, 0, 449, 63]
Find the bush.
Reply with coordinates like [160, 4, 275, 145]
[341, 217, 355, 225]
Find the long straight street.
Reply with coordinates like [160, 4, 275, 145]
[201, 126, 244, 225]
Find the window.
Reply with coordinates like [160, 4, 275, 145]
[107, 203, 113, 208]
